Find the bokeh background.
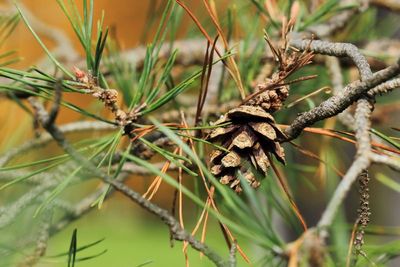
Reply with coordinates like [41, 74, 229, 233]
[1, 0, 400, 267]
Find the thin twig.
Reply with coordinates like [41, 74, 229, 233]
[16, 208, 52, 267]
[0, 181, 56, 229]
[284, 60, 400, 140]
[371, 154, 400, 171]
[229, 240, 237, 267]
[367, 78, 400, 97]
[325, 56, 355, 129]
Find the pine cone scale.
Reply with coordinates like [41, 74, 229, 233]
[227, 105, 275, 122]
[221, 151, 241, 168]
[253, 143, 271, 173]
[231, 126, 257, 149]
[209, 124, 238, 139]
[249, 122, 277, 140]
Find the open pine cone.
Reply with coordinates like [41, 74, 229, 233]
[208, 105, 286, 193]
[207, 21, 313, 193]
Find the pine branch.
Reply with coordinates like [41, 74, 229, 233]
[27, 86, 229, 267]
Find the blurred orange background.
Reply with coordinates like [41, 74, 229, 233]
[1, 0, 204, 63]
[0, 0, 204, 147]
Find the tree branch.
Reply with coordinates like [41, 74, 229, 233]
[288, 38, 376, 237]
[28, 90, 229, 267]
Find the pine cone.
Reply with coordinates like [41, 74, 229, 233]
[247, 78, 289, 113]
[208, 105, 286, 193]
